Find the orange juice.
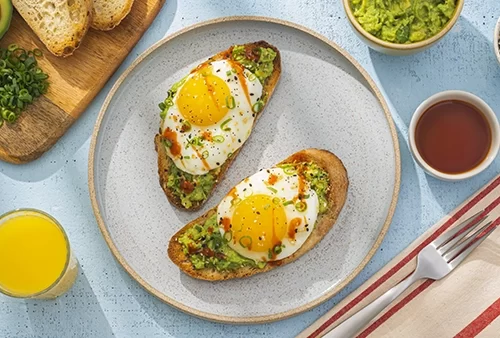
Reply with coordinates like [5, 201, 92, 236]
[0, 210, 78, 298]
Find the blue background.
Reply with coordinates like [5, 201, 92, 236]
[1, 1, 499, 337]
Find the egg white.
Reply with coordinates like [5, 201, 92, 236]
[160, 60, 263, 175]
[217, 167, 319, 262]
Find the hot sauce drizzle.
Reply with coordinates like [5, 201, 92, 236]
[163, 127, 182, 157]
[221, 217, 231, 232]
[268, 173, 278, 185]
[288, 217, 302, 241]
[229, 61, 252, 106]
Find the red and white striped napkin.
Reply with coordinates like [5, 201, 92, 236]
[299, 174, 500, 338]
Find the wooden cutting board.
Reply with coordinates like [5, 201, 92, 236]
[0, 0, 165, 164]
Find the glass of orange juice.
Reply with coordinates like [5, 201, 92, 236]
[0, 209, 79, 299]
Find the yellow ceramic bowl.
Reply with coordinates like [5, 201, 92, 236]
[343, 0, 464, 56]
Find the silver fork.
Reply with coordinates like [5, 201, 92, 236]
[324, 211, 496, 338]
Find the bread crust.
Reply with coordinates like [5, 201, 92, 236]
[155, 41, 282, 211]
[168, 148, 349, 281]
[91, 0, 134, 31]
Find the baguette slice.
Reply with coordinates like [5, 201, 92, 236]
[168, 148, 349, 281]
[155, 41, 282, 211]
[91, 0, 134, 31]
[13, 0, 93, 57]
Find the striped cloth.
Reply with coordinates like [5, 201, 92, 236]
[299, 174, 500, 338]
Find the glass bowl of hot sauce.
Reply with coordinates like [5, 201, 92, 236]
[409, 90, 500, 181]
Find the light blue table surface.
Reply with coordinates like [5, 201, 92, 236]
[1, 1, 500, 337]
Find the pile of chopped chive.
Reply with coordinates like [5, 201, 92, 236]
[0, 44, 49, 127]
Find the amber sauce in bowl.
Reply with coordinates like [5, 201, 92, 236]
[415, 100, 492, 174]
[409, 90, 500, 181]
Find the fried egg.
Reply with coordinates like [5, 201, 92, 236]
[160, 59, 264, 175]
[217, 167, 319, 262]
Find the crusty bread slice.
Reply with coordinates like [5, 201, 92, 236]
[168, 148, 349, 281]
[91, 0, 134, 31]
[13, 0, 93, 57]
[155, 41, 282, 211]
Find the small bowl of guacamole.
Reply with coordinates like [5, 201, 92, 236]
[343, 0, 464, 55]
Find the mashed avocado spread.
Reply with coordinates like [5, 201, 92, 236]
[158, 45, 278, 209]
[165, 156, 218, 209]
[178, 162, 330, 271]
[231, 45, 277, 84]
[350, 0, 456, 44]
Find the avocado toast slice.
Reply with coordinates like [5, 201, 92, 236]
[168, 149, 349, 281]
[155, 41, 282, 210]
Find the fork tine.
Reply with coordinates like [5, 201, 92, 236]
[438, 217, 488, 254]
[433, 211, 484, 247]
[443, 221, 493, 262]
[449, 225, 497, 269]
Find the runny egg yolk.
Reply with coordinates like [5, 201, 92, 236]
[231, 194, 287, 253]
[177, 66, 231, 126]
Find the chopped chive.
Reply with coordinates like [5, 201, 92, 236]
[213, 135, 225, 143]
[225, 95, 236, 109]
[267, 186, 277, 193]
[283, 200, 294, 206]
[273, 244, 282, 254]
[221, 118, 232, 131]
[223, 231, 232, 242]
[239, 236, 252, 249]
[231, 197, 242, 206]
[252, 101, 264, 114]
[295, 201, 307, 212]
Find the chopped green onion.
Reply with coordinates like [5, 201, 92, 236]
[181, 120, 192, 132]
[268, 249, 273, 259]
[278, 164, 297, 175]
[171, 76, 187, 92]
[272, 197, 281, 205]
[283, 200, 294, 206]
[0, 45, 49, 126]
[273, 244, 282, 254]
[263, 204, 271, 210]
[248, 73, 257, 82]
[303, 194, 310, 199]
[183, 155, 190, 159]
[6, 111, 16, 123]
[225, 95, 236, 109]
[202, 150, 209, 159]
[239, 236, 252, 249]
[267, 186, 277, 193]
[221, 118, 232, 131]
[231, 197, 242, 206]
[226, 70, 232, 76]
[163, 139, 172, 148]
[223, 231, 232, 242]
[213, 135, 225, 143]
[295, 201, 307, 212]
[252, 101, 264, 114]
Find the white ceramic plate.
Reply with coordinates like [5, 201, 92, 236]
[89, 17, 400, 323]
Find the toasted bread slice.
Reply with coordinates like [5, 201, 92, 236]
[155, 41, 282, 211]
[168, 148, 349, 281]
[91, 0, 134, 31]
[13, 0, 93, 57]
